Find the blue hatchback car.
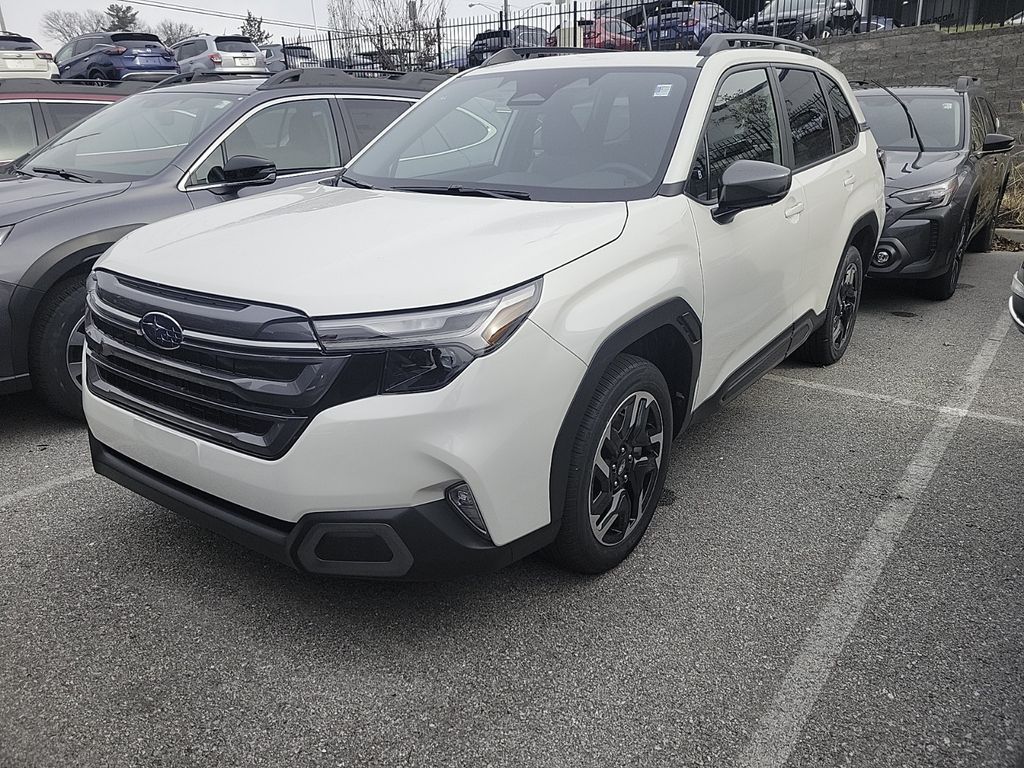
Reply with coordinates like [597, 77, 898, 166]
[635, 2, 738, 50]
[55, 32, 178, 82]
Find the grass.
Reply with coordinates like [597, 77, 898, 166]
[997, 160, 1024, 229]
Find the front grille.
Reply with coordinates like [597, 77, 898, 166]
[86, 270, 383, 459]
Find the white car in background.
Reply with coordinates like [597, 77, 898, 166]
[171, 34, 268, 75]
[0, 33, 59, 80]
[84, 36, 884, 580]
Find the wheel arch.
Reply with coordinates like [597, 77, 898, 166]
[10, 224, 142, 374]
[548, 298, 702, 524]
[847, 210, 880, 274]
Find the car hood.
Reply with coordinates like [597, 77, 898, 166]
[98, 182, 628, 316]
[0, 174, 130, 225]
[881, 150, 965, 191]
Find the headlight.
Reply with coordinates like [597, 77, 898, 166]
[891, 176, 959, 209]
[0, 225, 13, 247]
[312, 279, 542, 394]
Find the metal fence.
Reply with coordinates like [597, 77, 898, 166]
[282, 0, 1024, 73]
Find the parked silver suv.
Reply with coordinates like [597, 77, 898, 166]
[171, 35, 267, 75]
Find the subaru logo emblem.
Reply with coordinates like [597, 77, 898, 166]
[139, 311, 184, 350]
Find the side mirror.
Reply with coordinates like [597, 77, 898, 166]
[209, 154, 277, 192]
[713, 159, 792, 224]
[981, 132, 1015, 154]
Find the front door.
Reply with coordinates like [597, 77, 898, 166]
[687, 66, 806, 404]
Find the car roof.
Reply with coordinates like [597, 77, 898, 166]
[0, 78, 151, 99]
[151, 69, 446, 98]
[855, 86, 964, 97]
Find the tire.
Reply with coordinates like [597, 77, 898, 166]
[29, 276, 88, 420]
[797, 244, 864, 365]
[921, 215, 970, 301]
[547, 354, 672, 574]
[88, 69, 107, 84]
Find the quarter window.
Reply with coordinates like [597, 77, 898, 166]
[823, 76, 858, 151]
[191, 99, 341, 186]
[693, 67, 782, 201]
[777, 68, 834, 169]
[44, 101, 106, 134]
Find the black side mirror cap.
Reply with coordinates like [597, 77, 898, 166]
[713, 159, 792, 224]
[981, 132, 1015, 154]
[210, 154, 277, 191]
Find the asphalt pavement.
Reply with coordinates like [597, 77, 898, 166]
[1, 251, 1021, 768]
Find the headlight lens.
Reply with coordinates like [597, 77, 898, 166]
[312, 280, 542, 393]
[0, 225, 13, 247]
[891, 176, 959, 209]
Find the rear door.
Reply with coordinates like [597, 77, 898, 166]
[774, 66, 850, 317]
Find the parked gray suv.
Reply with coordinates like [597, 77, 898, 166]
[0, 68, 445, 417]
[171, 35, 267, 75]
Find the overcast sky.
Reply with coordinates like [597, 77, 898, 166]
[3, 0, 489, 50]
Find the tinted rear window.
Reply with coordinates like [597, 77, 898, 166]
[0, 36, 40, 51]
[110, 33, 162, 45]
[215, 37, 259, 52]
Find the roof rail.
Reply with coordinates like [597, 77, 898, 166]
[0, 77, 154, 94]
[154, 71, 268, 88]
[479, 46, 614, 68]
[955, 75, 980, 93]
[257, 67, 450, 91]
[696, 33, 819, 60]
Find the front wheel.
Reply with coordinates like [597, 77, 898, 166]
[547, 354, 672, 574]
[29, 276, 88, 420]
[797, 244, 863, 365]
[921, 216, 969, 301]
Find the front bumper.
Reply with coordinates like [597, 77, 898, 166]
[84, 318, 586, 551]
[91, 435, 557, 579]
[868, 199, 966, 280]
[0, 279, 29, 394]
[1011, 269, 1024, 334]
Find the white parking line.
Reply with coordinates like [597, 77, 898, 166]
[764, 374, 1024, 429]
[0, 470, 95, 510]
[739, 311, 1013, 768]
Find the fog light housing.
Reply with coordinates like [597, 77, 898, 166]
[874, 246, 894, 266]
[446, 482, 490, 539]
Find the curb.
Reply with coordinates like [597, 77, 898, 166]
[996, 228, 1024, 244]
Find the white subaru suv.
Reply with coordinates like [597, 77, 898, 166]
[83, 36, 884, 579]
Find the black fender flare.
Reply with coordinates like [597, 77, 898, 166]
[547, 297, 702, 526]
[9, 224, 144, 373]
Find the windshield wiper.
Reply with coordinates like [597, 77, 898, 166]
[30, 166, 97, 183]
[392, 184, 531, 200]
[850, 79, 926, 155]
[337, 173, 374, 189]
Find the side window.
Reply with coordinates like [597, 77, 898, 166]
[190, 99, 342, 186]
[777, 67, 834, 169]
[822, 76, 858, 151]
[976, 97, 995, 134]
[693, 67, 782, 202]
[983, 100, 1000, 133]
[0, 102, 39, 162]
[55, 43, 74, 64]
[73, 37, 98, 56]
[342, 99, 412, 151]
[43, 101, 105, 134]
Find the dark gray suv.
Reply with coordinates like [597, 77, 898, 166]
[0, 68, 445, 417]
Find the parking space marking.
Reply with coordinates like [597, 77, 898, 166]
[764, 373, 1024, 429]
[0, 470, 95, 510]
[739, 312, 1013, 768]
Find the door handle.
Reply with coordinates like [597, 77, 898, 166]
[784, 201, 805, 218]
[843, 174, 856, 188]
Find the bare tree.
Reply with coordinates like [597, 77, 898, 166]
[153, 19, 202, 45]
[326, 0, 447, 69]
[40, 9, 107, 44]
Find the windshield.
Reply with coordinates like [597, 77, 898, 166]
[344, 67, 694, 203]
[857, 93, 964, 151]
[18, 91, 245, 182]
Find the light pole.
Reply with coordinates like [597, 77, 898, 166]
[0, 3, 7, 32]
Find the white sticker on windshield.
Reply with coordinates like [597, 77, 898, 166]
[943, 102, 953, 109]
[653, 84, 673, 98]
